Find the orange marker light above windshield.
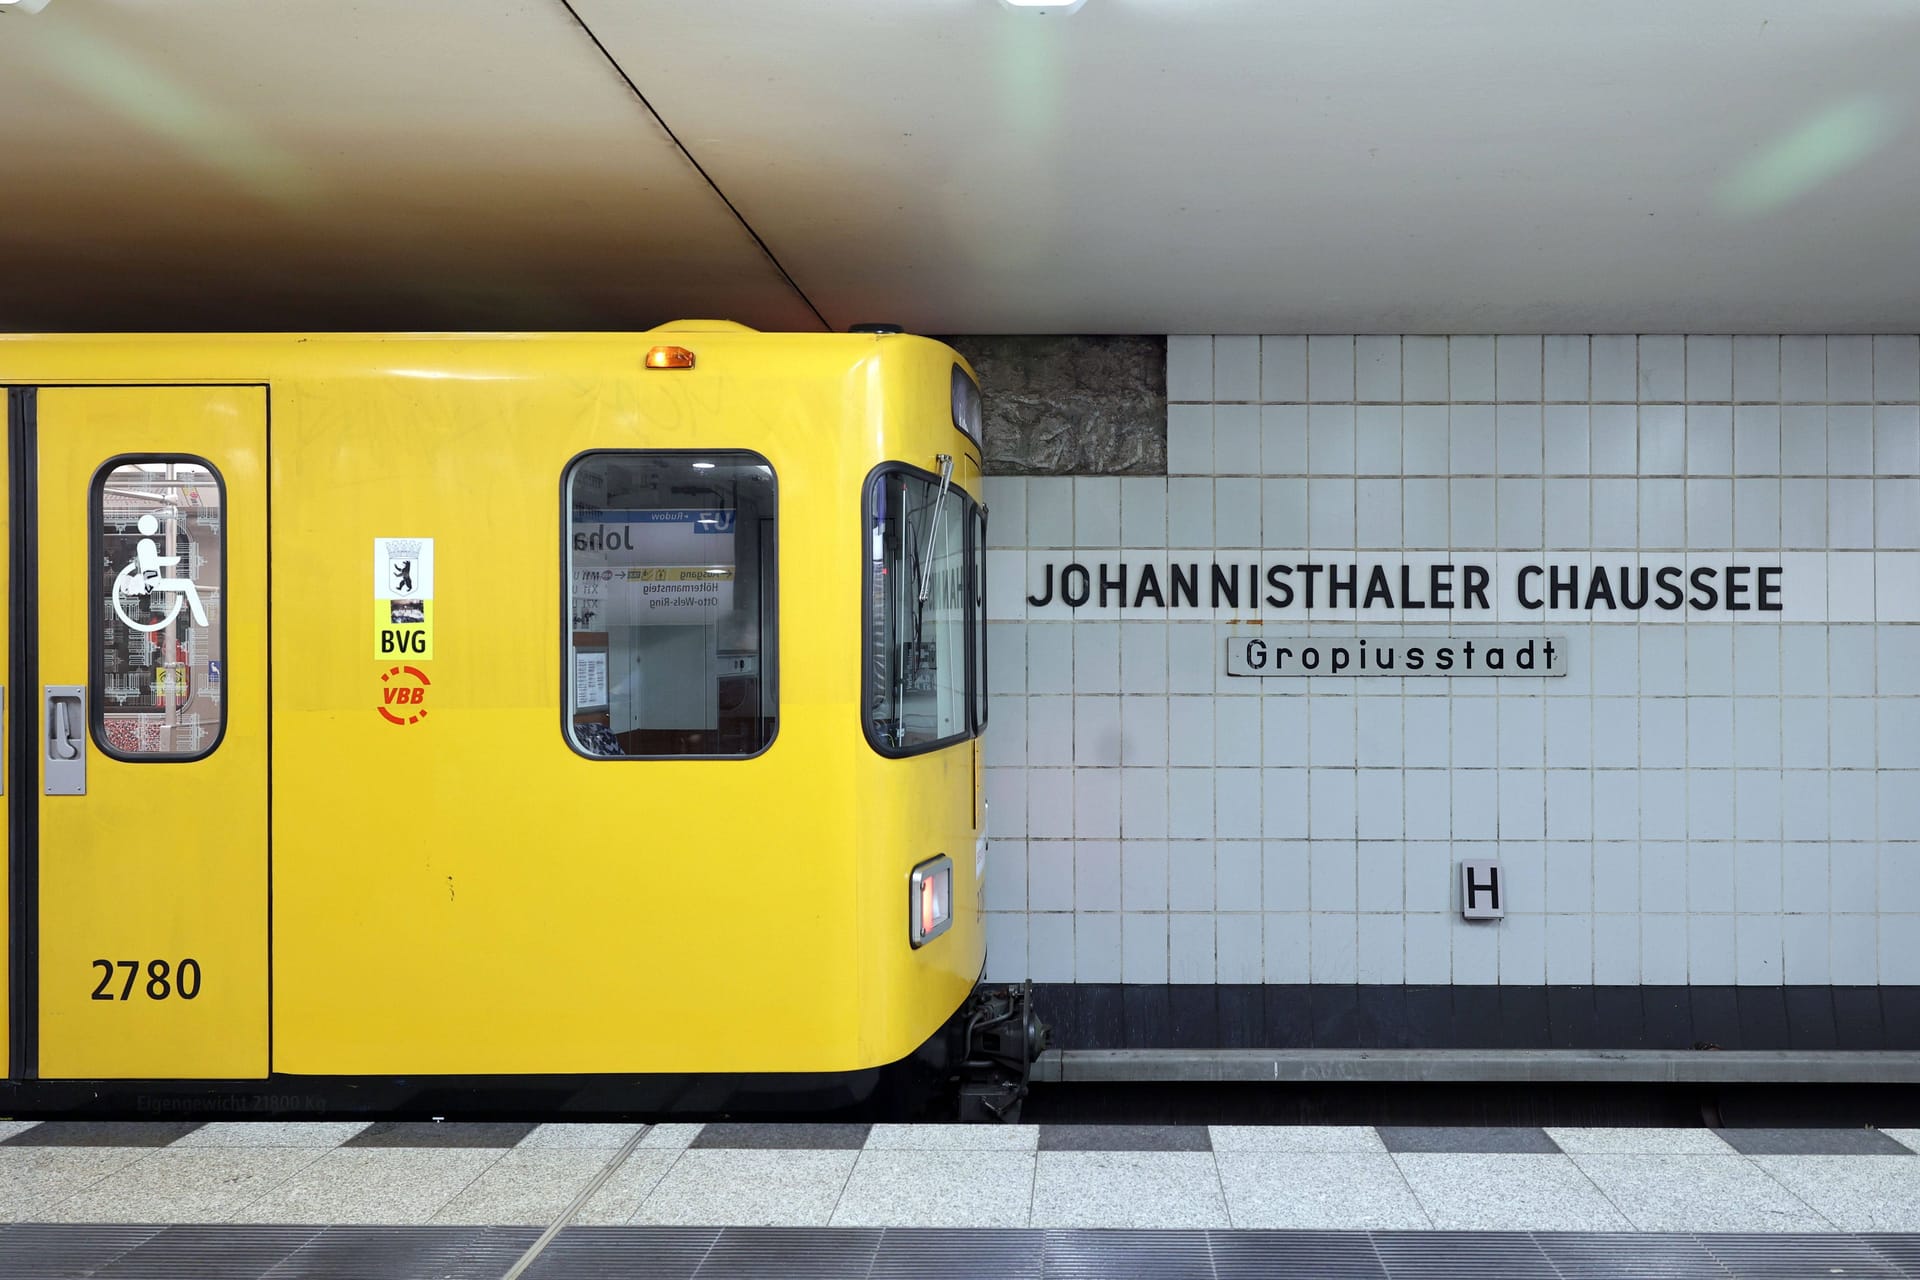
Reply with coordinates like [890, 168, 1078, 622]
[645, 345, 695, 369]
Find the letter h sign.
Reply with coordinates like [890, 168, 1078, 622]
[1460, 860, 1504, 920]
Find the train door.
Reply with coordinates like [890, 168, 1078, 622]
[2, 391, 13, 1080]
[23, 386, 268, 1080]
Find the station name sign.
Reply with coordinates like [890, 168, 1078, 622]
[1026, 559, 1784, 614]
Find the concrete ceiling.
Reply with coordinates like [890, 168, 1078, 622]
[2, 1, 1917, 334]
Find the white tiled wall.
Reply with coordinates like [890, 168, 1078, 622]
[982, 335, 1920, 987]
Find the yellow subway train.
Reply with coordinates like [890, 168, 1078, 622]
[1, 323, 1042, 1119]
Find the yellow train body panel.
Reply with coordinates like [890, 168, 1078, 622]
[1, 328, 985, 1082]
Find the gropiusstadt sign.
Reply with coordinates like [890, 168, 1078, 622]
[1224, 635, 1567, 678]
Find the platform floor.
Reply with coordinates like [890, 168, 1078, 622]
[3, 1120, 1919, 1276]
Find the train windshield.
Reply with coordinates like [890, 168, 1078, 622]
[865, 465, 983, 755]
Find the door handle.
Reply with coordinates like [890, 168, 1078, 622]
[45, 685, 86, 795]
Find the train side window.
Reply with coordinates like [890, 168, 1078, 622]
[972, 505, 988, 733]
[92, 457, 226, 760]
[564, 451, 777, 759]
[865, 466, 977, 755]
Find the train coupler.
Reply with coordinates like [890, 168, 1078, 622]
[956, 980, 1050, 1123]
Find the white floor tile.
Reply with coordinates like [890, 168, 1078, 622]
[516, 1123, 645, 1150]
[431, 1149, 610, 1225]
[1546, 1127, 1735, 1155]
[1394, 1154, 1630, 1231]
[636, 1124, 704, 1151]
[1752, 1155, 1920, 1231]
[573, 1150, 679, 1225]
[46, 1148, 325, 1224]
[1210, 1125, 1385, 1154]
[831, 1151, 1035, 1227]
[172, 1122, 370, 1149]
[1218, 1153, 1429, 1229]
[632, 1150, 856, 1227]
[0, 1148, 153, 1222]
[1030, 1152, 1228, 1229]
[1571, 1154, 1831, 1232]
[229, 1148, 504, 1225]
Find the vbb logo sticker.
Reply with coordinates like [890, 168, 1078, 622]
[378, 665, 432, 726]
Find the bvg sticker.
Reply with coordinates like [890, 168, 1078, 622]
[375, 598, 434, 659]
[378, 664, 431, 725]
[374, 536, 435, 658]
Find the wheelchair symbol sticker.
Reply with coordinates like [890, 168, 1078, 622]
[112, 514, 209, 633]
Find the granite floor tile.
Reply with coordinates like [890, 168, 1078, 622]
[1209, 1125, 1385, 1154]
[1717, 1127, 1913, 1156]
[172, 1122, 370, 1149]
[631, 1150, 857, 1226]
[1029, 1152, 1229, 1229]
[637, 1123, 705, 1151]
[1393, 1154, 1630, 1231]
[864, 1123, 1038, 1150]
[1884, 1129, 1920, 1154]
[46, 1148, 326, 1224]
[430, 1149, 611, 1225]
[0, 1148, 154, 1221]
[691, 1123, 870, 1150]
[1570, 1153, 1832, 1232]
[2, 1121, 200, 1148]
[0, 1122, 40, 1143]
[1379, 1126, 1559, 1154]
[1037, 1125, 1212, 1151]
[572, 1151, 680, 1225]
[229, 1147, 505, 1224]
[344, 1121, 535, 1149]
[1545, 1127, 1735, 1155]
[516, 1123, 646, 1150]
[830, 1151, 1035, 1228]
[1753, 1155, 1920, 1231]
[1216, 1153, 1430, 1229]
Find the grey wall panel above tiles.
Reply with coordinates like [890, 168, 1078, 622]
[944, 336, 1166, 476]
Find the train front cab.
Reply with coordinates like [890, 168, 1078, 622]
[0, 327, 1038, 1118]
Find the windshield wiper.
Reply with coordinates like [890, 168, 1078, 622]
[916, 453, 954, 605]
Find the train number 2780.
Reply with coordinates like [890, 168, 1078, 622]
[90, 959, 202, 1001]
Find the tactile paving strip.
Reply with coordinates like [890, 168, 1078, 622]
[0, 1224, 164, 1278]
[1371, 1231, 1559, 1280]
[518, 1226, 722, 1280]
[92, 1226, 325, 1280]
[1211, 1231, 1388, 1280]
[261, 1226, 538, 1280]
[9, 1226, 1920, 1279]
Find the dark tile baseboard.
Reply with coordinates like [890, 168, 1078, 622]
[1030, 985, 1920, 1052]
